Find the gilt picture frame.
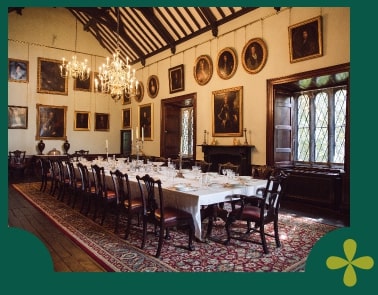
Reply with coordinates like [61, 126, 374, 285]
[36, 104, 67, 140]
[289, 16, 323, 63]
[134, 81, 144, 103]
[94, 113, 109, 131]
[212, 86, 243, 137]
[147, 75, 159, 98]
[8, 105, 28, 129]
[37, 57, 68, 95]
[74, 74, 92, 92]
[138, 103, 153, 141]
[217, 47, 237, 80]
[8, 58, 28, 82]
[169, 64, 184, 93]
[74, 111, 90, 131]
[122, 108, 131, 129]
[241, 38, 268, 74]
[193, 55, 212, 85]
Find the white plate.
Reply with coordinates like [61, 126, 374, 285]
[176, 186, 196, 192]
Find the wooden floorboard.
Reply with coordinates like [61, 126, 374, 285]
[8, 182, 106, 272]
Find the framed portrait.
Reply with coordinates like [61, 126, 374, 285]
[289, 16, 323, 63]
[93, 72, 102, 92]
[8, 58, 28, 82]
[147, 75, 159, 98]
[94, 113, 109, 131]
[169, 64, 184, 93]
[217, 47, 237, 80]
[212, 86, 243, 137]
[37, 57, 68, 95]
[36, 104, 67, 140]
[74, 111, 90, 131]
[241, 38, 268, 74]
[138, 103, 153, 141]
[134, 81, 144, 103]
[74, 74, 92, 92]
[8, 105, 28, 129]
[193, 55, 212, 85]
[122, 108, 131, 129]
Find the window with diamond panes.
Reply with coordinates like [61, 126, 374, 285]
[295, 86, 346, 165]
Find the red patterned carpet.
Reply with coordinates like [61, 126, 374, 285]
[11, 182, 337, 272]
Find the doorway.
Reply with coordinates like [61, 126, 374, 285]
[160, 93, 197, 160]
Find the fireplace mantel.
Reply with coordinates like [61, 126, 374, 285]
[199, 145, 255, 176]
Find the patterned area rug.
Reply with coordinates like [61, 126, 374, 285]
[11, 182, 337, 272]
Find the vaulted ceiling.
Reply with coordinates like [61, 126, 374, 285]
[9, 7, 259, 66]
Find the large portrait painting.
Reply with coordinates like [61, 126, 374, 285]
[36, 104, 67, 140]
[94, 113, 109, 131]
[241, 38, 268, 74]
[37, 57, 68, 95]
[212, 86, 243, 137]
[74, 111, 90, 131]
[289, 16, 323, 63]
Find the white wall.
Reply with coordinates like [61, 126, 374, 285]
[8, 7, 350, 164]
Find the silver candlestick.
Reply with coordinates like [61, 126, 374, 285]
[203, 130, 207, 145]
[176, 153, 184, 178]
[243, 128, 248, 145]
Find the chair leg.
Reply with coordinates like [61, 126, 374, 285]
[188, 222, 195, 251]
[260, 225, 269, 254]
[274, 219, 281, 248]
[155, 225, 165, 258]
[141, 218, 148, 249]
[125, 212, 132, 239]
[224, 217, 233, 245]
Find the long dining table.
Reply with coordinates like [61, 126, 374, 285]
[74, 159, 267, 241]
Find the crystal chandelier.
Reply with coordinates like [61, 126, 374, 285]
[96, 8, 139, 102]
[60, 19, 90, 81]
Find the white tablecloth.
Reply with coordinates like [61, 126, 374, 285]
[74, 160, 267, 239]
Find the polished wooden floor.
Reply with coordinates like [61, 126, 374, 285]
[7, 174, 348, 272]
[8, 180, 106, 272]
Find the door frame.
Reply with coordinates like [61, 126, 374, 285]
[160, 93, 197, 159]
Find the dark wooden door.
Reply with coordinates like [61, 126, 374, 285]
[160, 93, 197, 159]
[161, 105, 181, 158]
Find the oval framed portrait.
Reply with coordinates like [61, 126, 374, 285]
[241, 38, 268, 74]
[193, 54, 213, 85]
[216, 47, 237, 80]
[134, 81, 144, 103]
[147, 75, 159, 98]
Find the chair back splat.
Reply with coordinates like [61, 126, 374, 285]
[110, 170, 143, 236]
[224, 171, 289, 254]
[136, 174, 195, 258]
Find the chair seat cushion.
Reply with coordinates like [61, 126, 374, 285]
[230, 206, 261, 221]
[124, 198, 143, 209]
[155, 207, 192, 222]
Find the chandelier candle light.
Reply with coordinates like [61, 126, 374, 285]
[96, 7, 139, 102]
[60, 19, 90, 81]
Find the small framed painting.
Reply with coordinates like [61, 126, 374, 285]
[94, 112, 109, 131]
[216, 47, 237, 80]
[241, 38, 268, 74]
[193, 55, 212, 85]
[74, 111, 90, 131]
[138, 103, 153, 140]
[134, 81, 144, 103]
[74, 75, 92, 92]
[289, 16, 323, 63]
[147, 75, 159, 98]
[8, 105, 28, 129]
[122, 108, 131, 129]
[169, 64, 184, 93]
[8, 59, 28, 82]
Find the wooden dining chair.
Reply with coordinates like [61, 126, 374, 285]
[8, 150, 27, 179]
[91, 164, 117, 225]
[110, 170, 143, 236]
[38, 157, 52, 192]
[218, 162, 240, 175]
[77, 162, 96, 216]
[65, 160, 82, 208]
[136, 174, 195, 258]
[194, 160, 212, 173]
[224, 171, 288, 254]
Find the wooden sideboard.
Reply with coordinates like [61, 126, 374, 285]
[199, 145, 255, 176]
